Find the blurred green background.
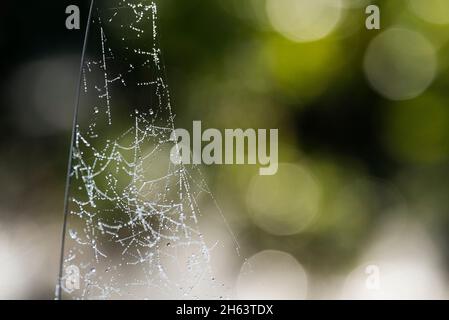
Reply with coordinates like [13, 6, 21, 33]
[1, 0, 449, 299]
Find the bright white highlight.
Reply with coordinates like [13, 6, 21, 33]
[266, 0, 343, 43]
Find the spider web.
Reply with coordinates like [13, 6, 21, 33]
[58, 0, 237, 299]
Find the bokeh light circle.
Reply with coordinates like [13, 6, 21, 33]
[7, 56, 79, 136]
[409, 0, 449, 25]
[236, 250, 308, 299]
[246, 163, 321, 236]
[266, 0, 343, 43]
[363, 28, 437, 101]
[341, 261, 447, 299]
